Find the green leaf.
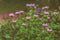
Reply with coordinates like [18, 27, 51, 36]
[31, 27, 35, 30]
[19, 38, 23, 40]
[45, 37, 49, 40]
[25, 28, 28, 32]
[36, 37, 41, 40]
[5, 34, 11, 38]
[0, 36, 2, 40]
[0, 39, 2, 40]
[37, 34, 41, 37]
[29, 30, 34, 34]
[19, 26, 25, 33]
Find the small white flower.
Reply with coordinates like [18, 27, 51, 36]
[22, 23, 26, 26]
[26, 16, 31, 20]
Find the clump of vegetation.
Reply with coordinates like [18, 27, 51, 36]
[0, 4, 60, 40]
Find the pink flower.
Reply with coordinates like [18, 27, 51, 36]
[12, 20, 16, 23]
[42, 6, 49, 9]
[44, 11, 49, 15]
[31, 3, 35, 6]
[26, 4, 31, 6]
[46, 28, 52, 32]
[19, 10, 24, 13]
[52, 12, 59, 14]
[47, 16, 50, 20]
[22, 23, 26, 26]
[9, 13, 14, 17]
[26, 3, 35, 7]
[34, 14, 39, 18]
[42, 23, 48, 27]
[15, 11, 20, 14]
[26, 16, 31, 20]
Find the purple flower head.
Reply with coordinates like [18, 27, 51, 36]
[37, 8, 41, 12]
[9, 13, 14, 17]
[42, 23, 48, 27]
[44, 11, 49, 15]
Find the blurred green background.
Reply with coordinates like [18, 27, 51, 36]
[0, 0, 60, 13]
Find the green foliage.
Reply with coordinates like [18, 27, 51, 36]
[0, 4, 60, 40]
[5, 34, 11, 38]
